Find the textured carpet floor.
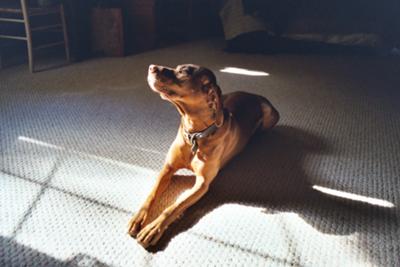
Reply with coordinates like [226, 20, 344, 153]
[1, 39, 399, 267]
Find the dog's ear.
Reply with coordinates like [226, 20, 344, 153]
[200, 75, 214, 91]
[207, 88, 218, 109]
[198, 68, 217, 91]
[207, 85, 224, 126]
[197, 68, 224, 125]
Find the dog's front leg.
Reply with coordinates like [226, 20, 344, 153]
[136, 175, 209, 247]
[128, 164, 176, 237]
[137, 157, 219, 247]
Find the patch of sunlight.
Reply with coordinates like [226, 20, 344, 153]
[313, 185, 395, 208]
[18, 136, 63, 150]
[18, 136, 159, 172]
[190, 204, 371, 266]
[220, 67, 269, 76]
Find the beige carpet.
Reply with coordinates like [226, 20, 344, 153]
[1, 39, 399, 266]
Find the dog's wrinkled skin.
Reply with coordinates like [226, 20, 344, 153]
[128, 64, 279, 248]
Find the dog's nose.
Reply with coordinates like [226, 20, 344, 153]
[149, 64, 159, 73]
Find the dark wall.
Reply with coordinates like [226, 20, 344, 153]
[64, 1, 91, 60]
[121, 0, 222, 53]
[65, 0, 221, 57]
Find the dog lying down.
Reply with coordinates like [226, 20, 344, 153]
[128, 64, 279, 248]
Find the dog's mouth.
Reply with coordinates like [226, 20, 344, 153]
[158, 87, 177, 98]
[147, 73, 178, 100]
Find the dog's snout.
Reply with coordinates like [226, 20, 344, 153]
[149, 64, 176, 81]
[149, 64, 160, 73]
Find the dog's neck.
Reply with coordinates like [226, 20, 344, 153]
[176, 102, 223, 133]
[182, 114, 216, 133]
[179, 105, 226, 153]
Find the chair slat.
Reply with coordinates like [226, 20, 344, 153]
[0, 7, 22, 13]
[0, 34, 27, 40]
[0, 17, 25, 23]
[33, 41, 65, 50]
[29, 8, 59, 17]
[31, 24, 62, 32]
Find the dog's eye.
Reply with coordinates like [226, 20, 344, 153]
[177, 69, 188, 79]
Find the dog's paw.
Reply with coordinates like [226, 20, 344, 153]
[127, 209, 149, 238]
[136, 217, 166, 248]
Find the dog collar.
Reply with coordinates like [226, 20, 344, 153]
[183, 109, 230, 154]
[184, 123, 219, 153]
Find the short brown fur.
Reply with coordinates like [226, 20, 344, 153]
[128, 64, 279, 248]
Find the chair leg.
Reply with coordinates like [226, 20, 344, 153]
[26, 41, 34, 72]
[20, 0, 34, 72]
[60, 4, 70, 63]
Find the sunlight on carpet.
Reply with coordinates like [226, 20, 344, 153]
[220, 67, 270, 76]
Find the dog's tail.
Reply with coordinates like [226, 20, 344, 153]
[259, 96, 280, 130]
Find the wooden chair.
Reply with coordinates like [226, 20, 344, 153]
[0, 0, 70, 72]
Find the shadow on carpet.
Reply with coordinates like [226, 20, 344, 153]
[148, 125, 397, 252]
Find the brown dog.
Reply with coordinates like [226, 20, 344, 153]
[128, 64, 279, 248]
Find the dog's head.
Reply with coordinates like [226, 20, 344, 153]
[147, 64, 222, 118]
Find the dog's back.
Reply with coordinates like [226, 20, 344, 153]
[218, 91, 279, 166]
[223, 91, 279, 136]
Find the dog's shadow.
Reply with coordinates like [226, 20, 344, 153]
[147, 125, 396, 252]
